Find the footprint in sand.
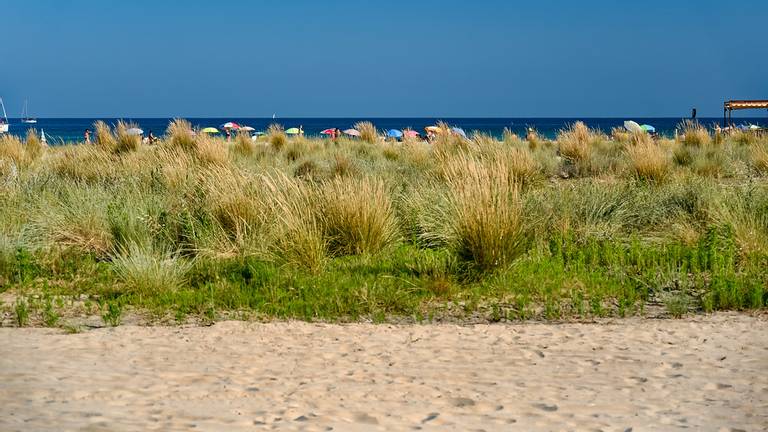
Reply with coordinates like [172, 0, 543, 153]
[353, 412, 378, 424]
[532, 403, 558, 412]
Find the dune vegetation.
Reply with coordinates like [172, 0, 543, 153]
[1, 120, 767, 326]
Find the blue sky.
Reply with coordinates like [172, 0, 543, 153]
[2, 0, 766, 117]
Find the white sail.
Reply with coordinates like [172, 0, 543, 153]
[0, 97, 8, 133]
[22, 99, 37, 123]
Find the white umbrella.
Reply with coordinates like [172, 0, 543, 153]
[126, 128, 144, 136]
[240, 126, 255, 132]
[623, 121, 643, 134]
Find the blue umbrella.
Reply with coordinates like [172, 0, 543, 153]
[386, 129, 403, 138]
[451, 127, 467, 138]
[640, 124, 656, 133]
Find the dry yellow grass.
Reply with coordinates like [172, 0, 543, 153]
[558, 121, 593, 163]
[752, 141, 768, 174]
[262, 173, 326, 272]
[166, 119, 197, 151]
[115, 120, 142, 153]
[322, 176, 399, 256]
[94, 120, 117, 152]
[233, 131, 255, 156]
[25, 128, 46, 161]
[679, 120, 711, 147]
[626, 140, 670, 182]
[354, 121, 378, 144]
[440, 152, 526, 270]
[0, 134, 26, 166]
[195, 134, 229, 165]
[267, 124, 287, 150]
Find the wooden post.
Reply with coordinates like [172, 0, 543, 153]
[723, 106, 727, 128]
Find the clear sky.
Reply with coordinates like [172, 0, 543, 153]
[2, 0, 766, 117]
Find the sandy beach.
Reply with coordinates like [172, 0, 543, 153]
[1, 313, 766, 431]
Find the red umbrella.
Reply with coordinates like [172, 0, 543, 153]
[221, 122, 240, 130]
[404, 130, 420, 137]
[321, 128, 335, 135]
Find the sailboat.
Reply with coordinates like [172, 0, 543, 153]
[0, 97, 8, 133]
[22, 99, 37, 124]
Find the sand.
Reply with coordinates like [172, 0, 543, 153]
[1, 313, 766, 431]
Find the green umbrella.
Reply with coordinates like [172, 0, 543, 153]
[201, 127, 219, 134]
[285, 127, 300, 135]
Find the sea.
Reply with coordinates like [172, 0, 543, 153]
[3, 117, 766, 144]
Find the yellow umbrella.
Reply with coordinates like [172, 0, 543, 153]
[201, 127, 219, 134]
[424, 126, 442, 133]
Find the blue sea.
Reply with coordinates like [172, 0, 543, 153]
[4, 117, 766, 144]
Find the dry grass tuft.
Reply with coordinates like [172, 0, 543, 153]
[263, 173, 326, 272]
[354, 121, 378, 144]
[679, 120, 711, 147]
[322, 176, 400, 256]
[25, 128, 46, 161]
[233, 131, 254, 156]
[166, 119, 197, 151]
[94, 120, 117, 151]
[267, 124, 287, 150]
[438, 152, 527, 270]
[750, 141, 768, 174]
[626, 141, 670, 183]
[114, 120, 142, 153]
[0, 134, 26, 166]
[558, 121, 593, 163]
[195, 134, 229, 165]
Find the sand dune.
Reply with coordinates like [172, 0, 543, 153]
[1, 313, 766, 431]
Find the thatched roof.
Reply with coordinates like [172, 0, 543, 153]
[724, 100, 768, 110]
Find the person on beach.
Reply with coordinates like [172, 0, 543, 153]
[299, 125, 304, 136]
[84, 129, 91, 144]
[148, 130, 156, 144]
[225, 129, 231, 142]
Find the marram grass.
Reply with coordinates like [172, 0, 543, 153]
[0, 121, 766, 325]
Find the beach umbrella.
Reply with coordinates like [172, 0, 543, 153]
[221, 122, 240, 130]
[386, 129, 403, 138]
[285, 127, 300, 135]
[343, 128, 361, 137]
[640, 124, 656, 133]
[623, 120, 643, 134]
[424, 126, 441, 133]
[201, 127, 219, 134]
[451, 127, 467, 138]
[240, 126, 255, 132]
[321, 128, 335, 135]
[403, 130, 420, 137]
[126, 128, 143, 136]
[749, 124, 761, 130]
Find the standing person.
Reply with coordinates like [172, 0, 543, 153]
[148, 130, 156, 144]
[84, 129, 91, 144]
[299, 125, 304, 136]
[691, 108, 697, 120]
[335, 128, 341, 141]
[225, 129, 231, 142]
